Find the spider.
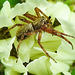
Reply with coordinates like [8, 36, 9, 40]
[3, 7, 75, 63]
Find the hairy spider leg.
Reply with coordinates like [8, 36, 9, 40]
[34, 7, 48, 18]
[41, 25, 74, 49]
[23, 7, 49, 21]
[17, 32, 25, 58]
[34, 7, 52, 23]
[38, 30, 57, 63]
[23, 12, 38, 21]
[17, 32, 35, 58]
[3, 24, 23, 37]
[18, 16, 33, 23]
[52, 29, 75, 39]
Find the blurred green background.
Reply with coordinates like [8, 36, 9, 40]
[0, 0, 75, 75]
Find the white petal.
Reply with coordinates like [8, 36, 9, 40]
[12, 58, 27, 73]
[0, 37, 15, 61]
[26, 0, 51, 8]
[0, 1, 13, 28]
[50, 60, 70, 74]
[48, 2, 70, 20]
[56, 39, 75, 61]
[0, 12, 13, 28]
[58, 13, 75, 35]
[1, 1, 11, 16]
[14, 36, 34, 63]
[30, 41, 58, 60]
[2, 57, 27, 73]
[27, 56, 52, 75]
[10, 3, 34, 19]
[63, 72, 71, 75]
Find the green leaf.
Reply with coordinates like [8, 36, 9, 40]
[71, 69, 75, 75]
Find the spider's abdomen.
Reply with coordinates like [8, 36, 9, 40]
[16, 23, 34, 41]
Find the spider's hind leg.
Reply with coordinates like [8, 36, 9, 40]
[18, 16, 33, 23]
[38, 30, 57, 63]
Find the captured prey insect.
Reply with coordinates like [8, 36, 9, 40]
[3, 7, 75, 63]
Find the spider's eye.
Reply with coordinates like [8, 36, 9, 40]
[48, 16, 51, 20]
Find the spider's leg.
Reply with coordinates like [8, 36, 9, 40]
[35, 7, 52, 23]
[54, 30, 74, 49]
[47, 23, 75, 38]
[17, 32, 35, 58]
[57, 34, 73, 49]
[41, 26, 74, 49]
[17, 33, 25, 58]
[53, 29, 75, 39]
[18, 16, 33, 23]
[38, 30, 57, 63]
[23, 12, 38, 21]
[34, 7, 48, 18]
[3, 24, 23, 37]
[23, 7, 49, 21]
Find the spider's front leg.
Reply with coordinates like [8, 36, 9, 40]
[23, 7, 49, 20]
[23, 12, 38, 21]
[17, 16, 33, 23]
[38, 30, 57, 63]
[34, 7, 48, 18]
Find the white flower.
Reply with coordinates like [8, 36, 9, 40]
[0, 0, 75, 75]
[2, 57, 27, 75]
[0, 37, 15, 61]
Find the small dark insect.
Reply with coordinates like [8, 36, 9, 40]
[3, 7, 75, 63]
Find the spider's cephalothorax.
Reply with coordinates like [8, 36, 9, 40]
[32, 16, 47, 30]
[3, 7, 75, 63]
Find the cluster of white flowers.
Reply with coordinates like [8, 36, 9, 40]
[0, 0, 75, 75]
